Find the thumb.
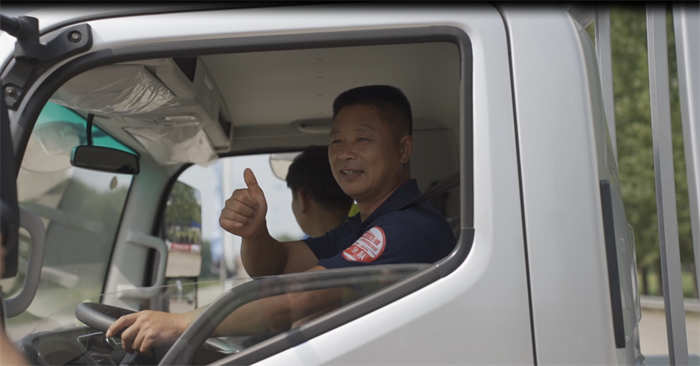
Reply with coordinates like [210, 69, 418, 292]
[244, 168, 264, 197]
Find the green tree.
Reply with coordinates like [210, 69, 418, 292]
[166, 182, 201, 227]
[610, 5, 694, 296]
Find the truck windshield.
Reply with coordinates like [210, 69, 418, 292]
[0, 102, 134, 341]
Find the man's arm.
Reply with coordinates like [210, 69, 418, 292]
[220, 168, 318, 276]
[239, 236, 319, 276]
[213, 286, 347, 337]
[107, 266, 356, 355]
[213, 265, 343, 336]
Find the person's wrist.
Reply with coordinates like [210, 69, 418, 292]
[247, 221, 270, 243]
[178, 312, 195, 334]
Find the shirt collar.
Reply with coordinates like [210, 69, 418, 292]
[348, 179, 421, 230]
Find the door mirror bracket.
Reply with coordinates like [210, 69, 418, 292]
[1, 18, 92, 110]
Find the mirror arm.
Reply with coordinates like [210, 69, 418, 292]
[86, 113, 94, 146]
[2, 22, 92, 110]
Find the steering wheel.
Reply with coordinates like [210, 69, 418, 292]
[75, 303, 238, 365]
[75, 303, 172, 365]
[75, 303, 136, 337]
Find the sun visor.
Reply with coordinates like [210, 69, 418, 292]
[125, 125, 217, 166]
[50, 65, 178, 115]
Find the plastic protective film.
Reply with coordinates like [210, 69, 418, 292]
[125, 125, 217, 166]
[50, 65, 178, 115]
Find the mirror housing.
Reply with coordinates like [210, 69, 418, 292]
[269, 152, 301, 181]
[70, 146, 139, 175]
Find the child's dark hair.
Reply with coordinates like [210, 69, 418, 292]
[286, 145, 354, 212]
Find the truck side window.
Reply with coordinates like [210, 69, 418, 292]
[166, 154, 304, 307]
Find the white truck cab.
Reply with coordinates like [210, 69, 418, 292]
[0, 4, 697, 366]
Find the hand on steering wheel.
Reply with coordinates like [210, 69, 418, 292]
[75, 303, 192, 357]
[106, 310, 192, 356]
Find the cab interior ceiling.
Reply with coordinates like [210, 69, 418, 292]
[54, 41, 461, 171]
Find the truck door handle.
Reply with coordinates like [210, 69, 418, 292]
[116, 231, 167, 299]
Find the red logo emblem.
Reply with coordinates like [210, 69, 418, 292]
[342, 226, 386, 263]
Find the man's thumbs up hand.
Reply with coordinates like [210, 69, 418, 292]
[220, 168, 269, 238]
[243, 168, 264, 199]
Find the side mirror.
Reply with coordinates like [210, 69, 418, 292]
[70, 146, 139, 175]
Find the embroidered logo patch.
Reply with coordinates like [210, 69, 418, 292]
[342, 226, 386, 263]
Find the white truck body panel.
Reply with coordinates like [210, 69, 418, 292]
[502, 5, 623, 365]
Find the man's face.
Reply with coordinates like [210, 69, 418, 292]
[328, 104, 410, 204]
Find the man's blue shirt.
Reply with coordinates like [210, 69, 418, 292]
[303, 179, 456, 269]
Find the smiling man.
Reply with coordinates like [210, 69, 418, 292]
[220, 85, 455, 277]
[107, 85, 456, 355]
[301, 85, 456, 268]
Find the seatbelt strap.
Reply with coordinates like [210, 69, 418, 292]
[401, 171, 460, 210]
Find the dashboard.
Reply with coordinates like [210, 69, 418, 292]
[18, 327, 240, 366]
[21, 328, 127, 366]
